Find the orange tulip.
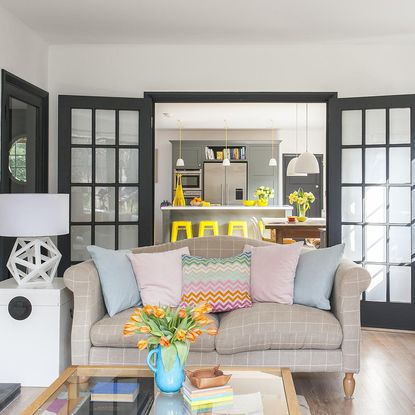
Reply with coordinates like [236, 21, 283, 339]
[176, 329, 186, 340]
[206, 328, 218, 336]
[137, 340, 148, 350]
[178, 308, 187, 318]
[154, 308, 165, 319]
[186, 331, 197, 342]
[143, 305, 154, 315]
[138, 325, 151, 334]
[160, 336, 170, 347]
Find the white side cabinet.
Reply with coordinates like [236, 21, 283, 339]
[0, 278, 73, 386]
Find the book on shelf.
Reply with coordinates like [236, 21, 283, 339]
[90, 381, 139, 403]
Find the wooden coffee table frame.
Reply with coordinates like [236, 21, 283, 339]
[23, 365, 300, 415]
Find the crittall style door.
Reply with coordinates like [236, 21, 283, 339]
[58, 96, 153, 273]
[329, 95, 415, 330]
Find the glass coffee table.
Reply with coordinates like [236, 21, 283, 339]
[23, 365, 300, 415]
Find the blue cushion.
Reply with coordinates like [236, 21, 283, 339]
[87, 246, 141, 317]
[293, 244, 345, 310]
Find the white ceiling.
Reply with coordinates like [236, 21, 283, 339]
[1, 0, 415, 44]
[155, 103, 326, 130]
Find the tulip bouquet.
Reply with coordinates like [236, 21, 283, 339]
[124, 303, 217, 371]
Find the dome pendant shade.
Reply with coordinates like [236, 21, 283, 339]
[223, 158, 231, 167]
[295, 152, 320, 174]
[269, 158, 277, 167]
[287, 157, 307, 176]
[176, 158, 184, 167]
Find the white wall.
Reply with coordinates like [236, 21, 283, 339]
[48, 41, 415, 193]
[0, 5, 48, 90]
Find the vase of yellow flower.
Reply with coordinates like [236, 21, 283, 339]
[124, 303, 217, 394]
[288, 187, 315, 221]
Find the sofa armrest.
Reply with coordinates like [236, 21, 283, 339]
[331, 258, 371, 373]
[63, 260, 106, 365]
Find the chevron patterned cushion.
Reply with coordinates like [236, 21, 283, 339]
[181, 252, 252, 312]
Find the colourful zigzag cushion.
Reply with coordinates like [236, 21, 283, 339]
[181, 252, 252, 312]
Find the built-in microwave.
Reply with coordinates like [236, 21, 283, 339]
[174, 169, 202, 191]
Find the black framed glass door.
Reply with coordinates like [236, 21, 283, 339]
[58, 96, 153, 273]
[329, 95, 415, 330]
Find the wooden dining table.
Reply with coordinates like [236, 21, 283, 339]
[263, 218, 326, 244]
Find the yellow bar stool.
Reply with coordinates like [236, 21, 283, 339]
[171, 221, 193, 242]
[198, 221, 219, 237]
[228, 220, 248, 238]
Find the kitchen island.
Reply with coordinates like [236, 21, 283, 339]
[160, 205, 293, 242]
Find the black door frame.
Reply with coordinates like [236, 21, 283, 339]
[282, 153, 324, 216]
[58, 95, 153, 273]
[0, 70, 49, 280]
[145, 91, 338, 244]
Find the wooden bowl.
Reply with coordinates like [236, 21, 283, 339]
[185, 366, 231, 389]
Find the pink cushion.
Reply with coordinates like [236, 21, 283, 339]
[128, 247, 190, 306]
[245, 243, 303, 304]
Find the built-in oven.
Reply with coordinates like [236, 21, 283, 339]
[174, 169, 202, 191]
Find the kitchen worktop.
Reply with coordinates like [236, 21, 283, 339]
[161, 205, 293, 210]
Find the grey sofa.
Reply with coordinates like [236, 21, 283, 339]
[63, 236, 370, 398]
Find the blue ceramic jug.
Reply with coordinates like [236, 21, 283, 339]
[147, 346, 185, 394]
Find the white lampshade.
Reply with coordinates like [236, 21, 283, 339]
[295, 152, 320, 174]
[287, 157, 307, 177]
[176, 158, 184, 167]
[0, 194, 69, 237]
[268, 158, 277, 167]
[223, 158, 231, 166]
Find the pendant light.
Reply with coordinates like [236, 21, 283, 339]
[269, 120, 277, 167]
[176, 120, 184, 167]
[223, 120, 230, 166]
[287, 103, 307, 176]
[295, 103, 320, 174]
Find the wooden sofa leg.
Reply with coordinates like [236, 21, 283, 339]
[343, 373, 355, 399]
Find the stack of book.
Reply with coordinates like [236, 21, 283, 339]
[182, 379, 233, 414]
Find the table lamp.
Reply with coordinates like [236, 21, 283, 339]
[0, 194, 69, 285]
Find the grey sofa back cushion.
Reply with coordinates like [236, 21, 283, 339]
[132, 235, 271, 258]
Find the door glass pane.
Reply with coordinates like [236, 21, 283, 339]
[390, 108, 411, 144]
[71, 187, 91, 222]
[389, 187, 411, 223]
[95, 225, 115, 249]
[71, 225, 91, 261]
[96, 110, 115, 145]
[342, 110, 362, 145]
[9, 98, 37, 192]
[96, 148, 115, 183]
[390, 266, 411, 303]
[342, 225, 362, 262]
[71, 109, 92, 144]
[365, 186, 386, 223]
[119, 187, 138, 221]
[365, 225, 386, 262]
[119, 149, 139, 183]
[341, 187, 362, 222]
[119, 111, 139, 145]
[389, 226, 411, 263]
[95, 187, 115, 222]
[365, 109, 386, 144]
[119, 225, 138, 249]
[71, 148, 92, 183]
[389, 147, 410, 184]
[365, 264, 386, 302]
[342, 149, 362, 183]
[365, 148, 386, 183]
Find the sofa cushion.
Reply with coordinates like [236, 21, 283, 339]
[215, 303, 342, 355]
[90, 308, 220, 353]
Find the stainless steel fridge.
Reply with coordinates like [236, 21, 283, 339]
[203, 161, 247, 205]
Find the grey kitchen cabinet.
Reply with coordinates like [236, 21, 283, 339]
[246, 145, 278, 205]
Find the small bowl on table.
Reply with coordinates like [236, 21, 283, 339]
[185, 366, 231, 389]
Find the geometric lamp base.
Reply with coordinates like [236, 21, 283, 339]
[6, 237, 62, 286]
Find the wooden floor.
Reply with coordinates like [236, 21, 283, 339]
[2, 330, 414, 415]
